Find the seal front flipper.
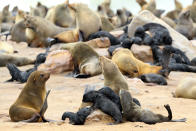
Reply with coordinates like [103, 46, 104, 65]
[39, 90, 51, 117]
[74, 74, 91, 78]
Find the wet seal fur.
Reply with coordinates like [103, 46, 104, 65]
[120, 89, 186, 124]
[9, 71, 51, 122]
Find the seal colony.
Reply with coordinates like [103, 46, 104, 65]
[2, 0, 196, 128]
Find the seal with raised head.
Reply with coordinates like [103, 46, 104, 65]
[120, 89, 186, 124]
[9, 71, 51, 122]
[100, 56, 128, 94]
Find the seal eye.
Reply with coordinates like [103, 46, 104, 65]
[133, 70, 138, 73]
[40, 74, 44, 78]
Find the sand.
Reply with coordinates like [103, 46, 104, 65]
[0, 39, 196, 131]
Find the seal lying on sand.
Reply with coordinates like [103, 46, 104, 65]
[111, 48, 164, 77]
[9, 71, 51, 122]
[173, 77, 196, 99]
[0, 54, 35, 67]
[140, 73, 167, 85]
[120, 89, 186, 124]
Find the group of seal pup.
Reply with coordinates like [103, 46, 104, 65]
[1, 0, 196, 126]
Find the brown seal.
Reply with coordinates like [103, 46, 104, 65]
[9, 71, 50, 122]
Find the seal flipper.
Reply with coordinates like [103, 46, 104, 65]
[164, 104, 186, 122]
[171, 118, 187, 122]
[74, 74, 91, 78]
[39, 90, 51, 116]
[21, 113, 41, 122]
[79, 30, 84, 41]
[0, 31, 10, 41]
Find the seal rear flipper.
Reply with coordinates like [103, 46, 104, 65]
[164, 104, 172, 120]
[171, 118, 187, 122]
[5, 78, 14, 82]
[21, 113, 41, 122]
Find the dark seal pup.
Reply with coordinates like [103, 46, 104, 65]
[6, 52, 47, 83]
[120, 89, 186, 124]
[82, 90, 122, 124]
[140, 73, 167, 85]
[62, 107, 93, 125]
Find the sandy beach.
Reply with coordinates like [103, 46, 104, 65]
[0, 40, 196, 131]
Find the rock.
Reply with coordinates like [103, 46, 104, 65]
[86, 37, 111, 48]
[38, 50, 73, 74]
[128, 10, 196, 60]
[95, 48, 110, 58]
[131, 44, 153, 62]
[86, 110, 113, 123]
[109, 30, 124, 38]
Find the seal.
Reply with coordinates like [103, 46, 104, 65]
[120, 89, 187, 124]
[62, 107, 93, 125]
[175, 10, 194, 40]
[134, 23, 172, 46]
[9, 71, 51, 122]
[60, 42, 101, 78]
[140, 73, 167, 85]
[82, 90, 122, 124]
[6, 52, 47, 83]
[24, 15, 70, 47]
[100, 56, 128, 94]
[111, 48, 163, 78]
[0, 54, 35, 67]
[151, 45, 196, 74]
[173, 77, 196, 99]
